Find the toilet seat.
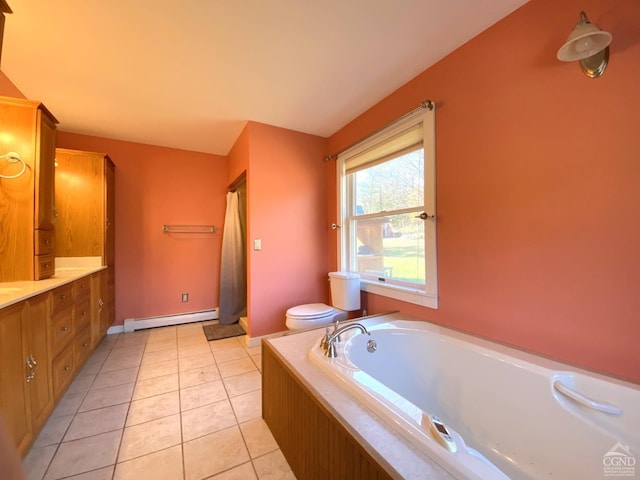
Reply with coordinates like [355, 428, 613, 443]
[286, 303, 336, 330]
[286, 303, 333, 319]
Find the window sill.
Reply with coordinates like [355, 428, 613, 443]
[360, 279, 438, 309]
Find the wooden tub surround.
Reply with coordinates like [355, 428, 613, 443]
[262, 320, 454, 480]
[263, 341, 393, 480]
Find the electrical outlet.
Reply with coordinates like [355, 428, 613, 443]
[182, 293, 189, 303]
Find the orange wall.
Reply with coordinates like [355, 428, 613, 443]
[0, 71, 24, 98]
[0, 68, 229, 325]
[227, 124, 249, 187]
[239, 122, 329, 337]
[3, 0, 637, 381]
[327, 0, 640, 383]
[56, 132, 228, 325]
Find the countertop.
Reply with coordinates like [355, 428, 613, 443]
[265, 315, 453, 480]
[0, 258, 106, 309]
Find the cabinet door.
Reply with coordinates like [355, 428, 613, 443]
[34, 109, 57, 231]
[90, 271, 108, 347]
[105, 159, 115, 266]
[54, 150, 104, 257]
[100, 269, 110, 337]
[0, 303, 31, 451]
[106, 267, 115, 330]
[0, 102, 35, 282]
[25, 294, 53, 431]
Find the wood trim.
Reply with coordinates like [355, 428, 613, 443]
[262, 341, 394, 480]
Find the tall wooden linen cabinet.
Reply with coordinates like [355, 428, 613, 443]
[54, 148, 115, 344]
[0, 96, 58, 282]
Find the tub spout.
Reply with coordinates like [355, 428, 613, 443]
[323, 323, 369, 358]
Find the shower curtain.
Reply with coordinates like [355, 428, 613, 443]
[218, 191, 247, 324]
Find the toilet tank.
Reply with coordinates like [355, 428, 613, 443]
[328, 271, 361, 311]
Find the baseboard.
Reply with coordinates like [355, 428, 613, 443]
[107, 325, 124, 335]
[123, 308, 219, 333]
[239, 316, 248, 332]
[243, 329, 288, 348]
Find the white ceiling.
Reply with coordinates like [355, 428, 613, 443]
[2, 0, 528, 155]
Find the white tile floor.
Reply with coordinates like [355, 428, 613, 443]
[22, 321, 296, 480]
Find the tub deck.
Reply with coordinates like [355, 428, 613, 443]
[264, 312, 640, 480]
[263, 313, 454, 480]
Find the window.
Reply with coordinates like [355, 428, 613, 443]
[337, 107, 437, 309]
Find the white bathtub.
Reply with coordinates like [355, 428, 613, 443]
[309, 314, 640, 480]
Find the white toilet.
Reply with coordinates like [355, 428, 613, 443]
[285, 272, 361, 330]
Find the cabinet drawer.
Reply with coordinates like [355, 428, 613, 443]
[73, 326, 92, 368]
[52, 345, 75, 398]
[74, 277, 91, 301]
[35, 229, 54, 255]
[51, 284, 74, 315]
[50, 309, 74, 355]
[35, 254, 55, 280]
[73, 297, 91, 332]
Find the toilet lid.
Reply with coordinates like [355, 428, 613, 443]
[286, 303, 333, 319]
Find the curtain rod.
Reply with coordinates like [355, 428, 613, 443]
[324, 99, 434, 162]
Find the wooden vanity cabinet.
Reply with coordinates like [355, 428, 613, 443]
[49, 283, 75, 358]
[49, 283, 75, 399]
[91, 269, 111, 347]
[49, 278, 97, 399]
[0, 96, 58, 282]
[105, 159, 115, 267]
[55, 148, 116, 347]
[24, 294, 54, 433]
[0, 271, 113, 456]
[73, 277, 93, 368]
[0, 303, 30, 452]
[0, 293, 54, 456]
[54, 149, 114, 265]
[34, 113, 57, 232]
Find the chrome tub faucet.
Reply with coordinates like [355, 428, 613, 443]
[321, 323, 371, 358]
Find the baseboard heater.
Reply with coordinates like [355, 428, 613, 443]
[123, 308, 219, 333]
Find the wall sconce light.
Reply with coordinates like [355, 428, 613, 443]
[557, 11, 612, 78]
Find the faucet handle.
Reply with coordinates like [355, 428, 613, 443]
[320, 327, 331, 350]
[325, 341, 337, 358]
[333, 318, 342, 343]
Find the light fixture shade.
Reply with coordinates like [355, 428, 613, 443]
[557, 12, 612, 62]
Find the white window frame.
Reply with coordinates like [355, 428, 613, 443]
[337, 107, 437, 309]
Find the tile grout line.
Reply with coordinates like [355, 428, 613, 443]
[109, 333, 143, 480]
[41, 333, 118, 480]
[26, 325, 276, 480]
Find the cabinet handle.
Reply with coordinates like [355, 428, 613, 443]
[64, 365, 71, 371]
[25, 357, 35, 382]
[29, 354, 37, 368]
[45, 263, 51, 269]
[98, 298, 104, 312]
[83, 342, 89, 348]
[61, 294, 66, 300]
[62, 325, 69, 331]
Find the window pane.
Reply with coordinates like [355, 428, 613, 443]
[354, 212, 425, 285]
[352, 148, 424, 215]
